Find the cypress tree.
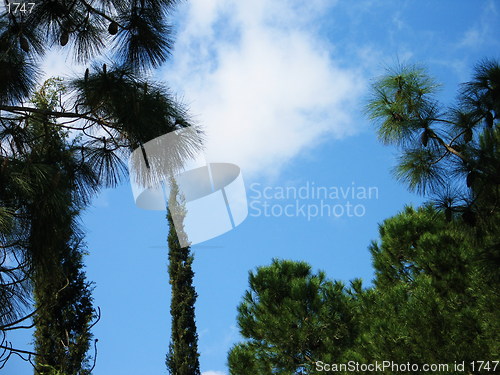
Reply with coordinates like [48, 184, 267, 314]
[28, 176, 96, 375]
[165, 182, 201, 375]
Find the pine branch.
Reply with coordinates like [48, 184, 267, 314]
[428, 130, 465, 162]
[0, 104, 113, 127]
[0, 344, 40, 357]
[77, 0, 126, 29]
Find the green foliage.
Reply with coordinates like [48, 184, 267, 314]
[229, 207, 498, 374]
[1, 80, 97, 373]
[1, 1, 200, 188]
[0, 29, 40, 105]
[33, 239, 96, 375]
[69, 64, 193, 147]
[228, 259, 357, 374]
[354, 59, 500, 371]
[27, 82, 97, 374]
[228, 59, 499, 375]
[166, 182, 201, 375]
[1, 0, 178, 82]
[228, 343, 275, 375]
[461, 59, 500, 118]
[366, 60, 500, 225]
[366, 64, 440, 146]
[354, 205, 499, 371]
[1, 1, 202, 371]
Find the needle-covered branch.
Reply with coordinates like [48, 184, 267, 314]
[366, 60, 500, 226]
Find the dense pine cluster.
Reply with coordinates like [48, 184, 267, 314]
[229, 61, 499, 374]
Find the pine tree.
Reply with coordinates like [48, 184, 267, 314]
[165, 181, 201, 375]
[359, 59, 500, 368]
[1, 0, 198, 224]
[365, 59, 499, 228]
[1, 1, 198, 318]
[353, 205, 499, 370]
[225, 59, 499, 374]
[1, 0, 177, 92]
[228, 259, 357, 375]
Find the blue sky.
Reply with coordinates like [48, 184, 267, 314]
[4, 1, 500, 374]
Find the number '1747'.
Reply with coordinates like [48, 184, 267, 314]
[6, 2, 36, 14]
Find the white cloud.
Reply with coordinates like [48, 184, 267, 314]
[40, 48, 87, 82]
[202, 372, 226, 375]
[457, 0, 499, 49]
[165, 0, 365, 178]
[459, 28, 482, 48]
[392, 11, 404, 30]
